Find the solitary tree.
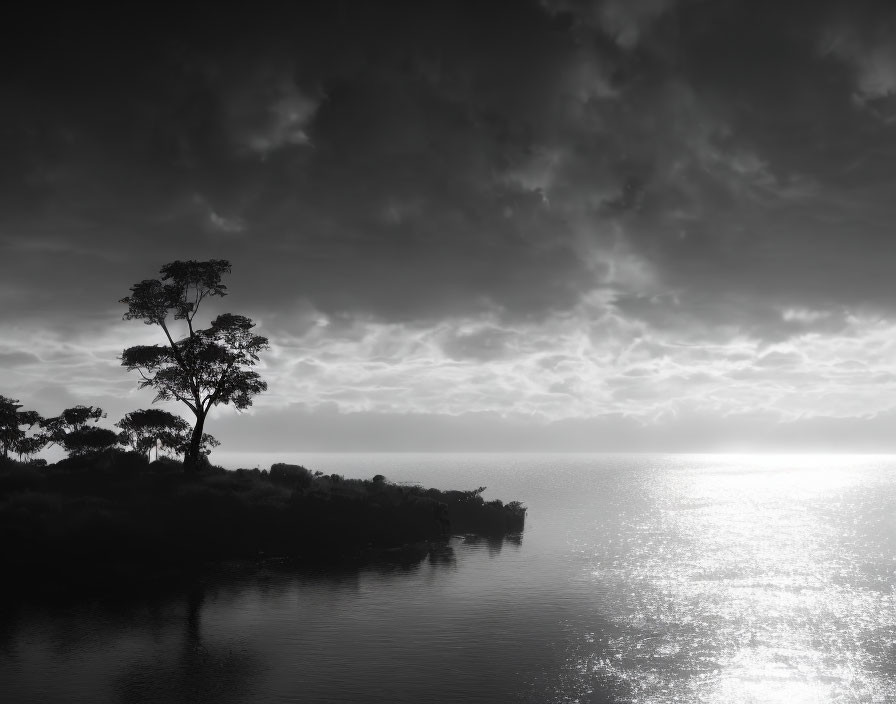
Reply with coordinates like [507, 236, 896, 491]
[0, 396, 44, 460]
[120, 260, 268, 472]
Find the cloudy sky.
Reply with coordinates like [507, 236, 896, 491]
[4, 0, 896, 455]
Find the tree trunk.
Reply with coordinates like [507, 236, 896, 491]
[184, 412, 206, 474]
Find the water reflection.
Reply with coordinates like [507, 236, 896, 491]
[114, 586, 262, 704]
[461, 533, 522, 557]
[0, 536, 533, 703]
[428, 543, 457, 568]
[572, 455, 896, 703]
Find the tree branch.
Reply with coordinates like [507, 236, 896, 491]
[160, 319, 199, 399]
[203, 356, 238, 413]
[136, 366, 198, 415]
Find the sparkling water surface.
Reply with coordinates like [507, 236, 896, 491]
[2, 453, 896, 703]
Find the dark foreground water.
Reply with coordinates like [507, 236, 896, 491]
[3, 453, 896, 703]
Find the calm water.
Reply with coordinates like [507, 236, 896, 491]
[3, 453, 896, 703]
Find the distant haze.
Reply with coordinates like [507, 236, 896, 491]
[4, 1, 896, 453]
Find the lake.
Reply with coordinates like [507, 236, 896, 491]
[3, 453, 896, 703]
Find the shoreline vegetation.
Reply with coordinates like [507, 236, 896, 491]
[0, 453, 526, 596]
[1, 261, 525, 597]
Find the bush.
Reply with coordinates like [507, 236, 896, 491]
[269, 463, 313, 490]
[411, 486, 526, 535]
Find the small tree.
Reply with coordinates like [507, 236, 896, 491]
[15, 435, 48, 463]
[40, 405, 107, 457]
[120, 260, 268, 472]
[117, 408, 191, 460]
[63, 427, 121, 456]
[0, 396, 44, 460]
[117, 409, 220, 462]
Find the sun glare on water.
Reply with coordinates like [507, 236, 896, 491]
[580, 454, 896, 703]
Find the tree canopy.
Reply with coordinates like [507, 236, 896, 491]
[40, 405, 108, 457]
[0, 396, 44, 460]
[116, 408, 218, 460]
[120, 260, 268, 471]
[63, 427, 121, 456]
[116, 408, 190, 457]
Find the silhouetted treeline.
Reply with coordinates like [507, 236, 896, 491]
[0, 454, 525, 593]
[0, 395, 223, 466]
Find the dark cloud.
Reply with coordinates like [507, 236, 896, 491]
[1, 0, 601, 327]
[618, 0, 896, 311]
[6, 0, 894, 329]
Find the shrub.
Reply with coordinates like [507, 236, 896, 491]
[269, 463, 313, 490]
